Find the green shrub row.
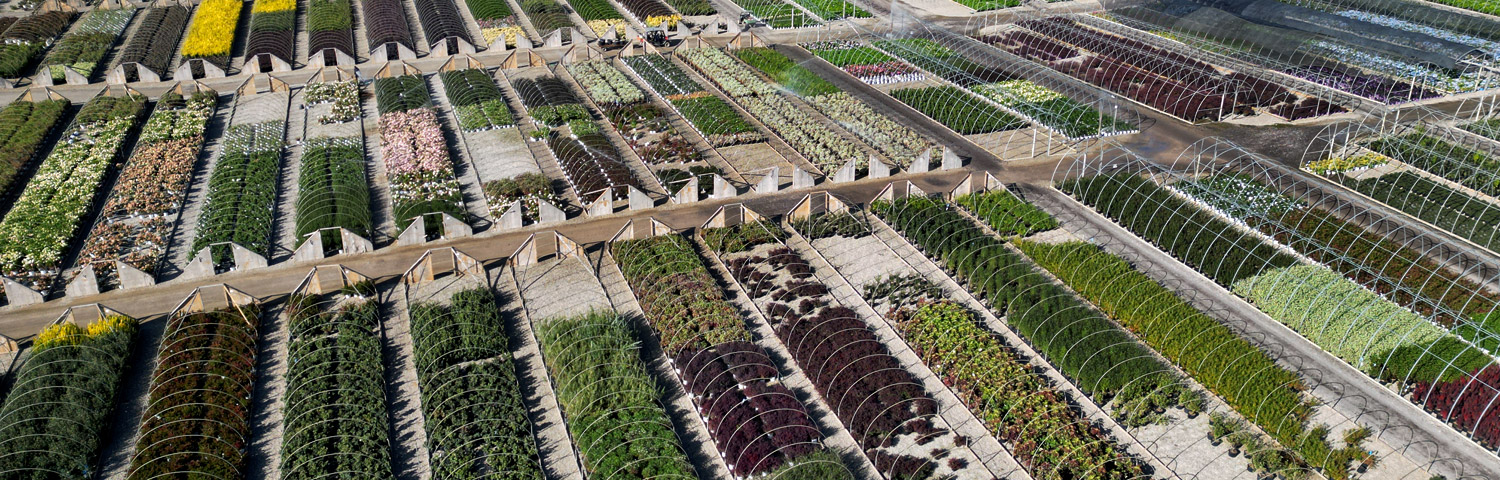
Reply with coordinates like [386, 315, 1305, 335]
[409, 288, 545, 478]
[537, 311, 698, 479]
[1015, 240, 1367, 480]
[873, 196, 1189, 424]
[295, 136, 371, 239]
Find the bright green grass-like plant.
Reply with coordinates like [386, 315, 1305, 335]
[537, 311, 697, 479]
[733, 46, 840, 97]
[889, 86, 1025, 134]
[1016, 240, 1367, 480]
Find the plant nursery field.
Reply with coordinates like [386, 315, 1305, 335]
[3, 2, 1500, 478]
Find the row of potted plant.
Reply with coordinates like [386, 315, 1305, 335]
[181, 0, 244, 65]
[129, 306, 262, 480]
[42, 8, 133, 82]
[192, 120, 286, 262]
[78, 91, 216, 284]
[568, 60, 647, 107]
[465, 0, 522, 47]
[806, 92, 931, 170]
[1184, 173, 1500, 327]
[872, 199, 1194, 428]
[379, 108, 466, 229]
[709, 221, 986, 478]
[1365, 132, 1500, 197]
[0, 95, 146, 291]
[295, 136, 372, 240]
[0, 315, 136, 478]
[1231, 264, 1492, 383]
[679, 47, 777, 97]
[0, 12, 71, 78]
[1016, 239, 1373, 479]
[408, 287, 546, 478]
[246, 0, 296, 62]
[117, 6, 189, 75]
[306, 80, 362, 124]
[0, 99, 68, 197]
[280, 295, 393, 478]
[536, 311, 699, 478]
[613, 234, 844, 476]
[482, 172, 561, 222]
[604, 103, 703, 164]
[439, 69, 515, 131]
[1334, 170, 1500, 259]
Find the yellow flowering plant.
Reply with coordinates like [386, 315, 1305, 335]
[645, 14, 679, 28]
[182, 0, 244, 58]
[34, 322, 84, 350]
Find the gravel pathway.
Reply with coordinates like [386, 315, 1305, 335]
[496, 267, 586, 480]
[244, 302, 292, 480]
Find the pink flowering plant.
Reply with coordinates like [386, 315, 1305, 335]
[380, 108, 464, 228]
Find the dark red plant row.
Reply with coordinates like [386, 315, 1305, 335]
[128, 308, 261, 480]
[984, 17, 1345, 121]
[412, 0, 472, 45]
[724, 244, 942, 479]
[676, 342, 824, 475]
[619, 0, 673, 20]
[364, 0, 415, 49]
[1412, 365, 1500, 449]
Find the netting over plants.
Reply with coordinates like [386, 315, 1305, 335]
[246, 0, 296, 63]
[1056, 141, 1500, 456]
[0, 315, 136, 478]
[412, 0, 472, 46]
[117, 6, 189, 75]
[375, 76, 467, 229]
[536, 311, 699, 479]
[308, 0, 355, 56]
[439, 69, 514, 131]
[0, 11, 73, 78]
[128, 303, 262, 480]
[1308, 119, 1500, 254]
[364, 0, 416, 49]
[295, 136, 372, 240]
[704, 219, 1006, 479]
[406, 287, 544, 478]
[280, 290, 392, 478]
[41, 8, 134, 82]
[612, 234, 849, 477]
[192, 121, 287, 263]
